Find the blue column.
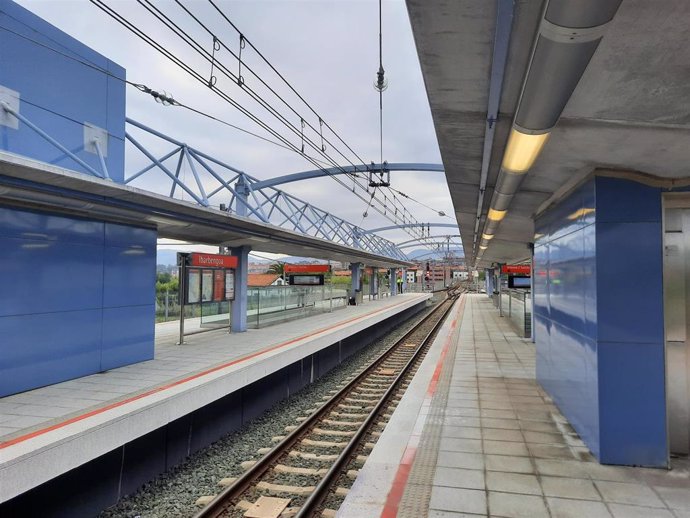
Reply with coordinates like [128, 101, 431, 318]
[231, 245, 250, 332]
[402, 268, 408, 293]
[390, 268, 398, 296]
[350, 262, 361, 297]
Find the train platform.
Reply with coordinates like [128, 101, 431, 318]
[339, 294, 690, 518]
[0, 292, 430, 507]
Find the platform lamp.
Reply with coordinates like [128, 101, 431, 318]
[475, 0, 623, 266]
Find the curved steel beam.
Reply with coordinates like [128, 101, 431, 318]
[364, 222, 458, 234]
[398, 241, 463, 250]
[395, 238, 462, 250]
[252, 163, 444, 190]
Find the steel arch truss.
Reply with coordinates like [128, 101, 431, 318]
[124, 119, 407, 261]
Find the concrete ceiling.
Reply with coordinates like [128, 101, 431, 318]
[407, 0, 690, 266]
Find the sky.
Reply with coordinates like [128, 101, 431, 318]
[14, 0, 458, 260]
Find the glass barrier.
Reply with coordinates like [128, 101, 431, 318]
[501, 289, 532, 338]
[247, 284, 348, 329]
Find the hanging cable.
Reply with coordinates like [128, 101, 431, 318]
[373, 0, 387, 168]
[90, 0, 427, 240]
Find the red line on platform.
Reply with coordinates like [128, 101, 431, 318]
[380, 295, 465, 518]
[0, 297, 419, 450]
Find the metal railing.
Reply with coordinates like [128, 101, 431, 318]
[500, 289, 532, 338]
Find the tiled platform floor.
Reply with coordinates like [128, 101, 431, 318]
[0, 293, 427, 442]
[342, 294, 690, 518]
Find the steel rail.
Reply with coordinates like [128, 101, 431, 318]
[194, 289, 460, 518]
[295, 291, 461, 517]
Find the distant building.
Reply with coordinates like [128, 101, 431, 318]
[247, 273, 285, 287]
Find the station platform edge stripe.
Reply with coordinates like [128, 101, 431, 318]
[0, 296, 423, 450]
[380, 294, 465, 518]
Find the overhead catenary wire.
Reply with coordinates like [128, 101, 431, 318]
[89, 0, 429, 241]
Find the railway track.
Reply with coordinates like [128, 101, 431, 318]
[194, 289, 462, 518]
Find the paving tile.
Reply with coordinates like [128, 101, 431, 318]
[485, 454, 534, 474]
[535, 459, 591, 479]
[440, 437, 483, 454]
[1, 415, 50, 428]
[595, 481, 666, 507]
[429, 486, 487, 515]
[522, 430, 567, 444]
[488, 491, 549, 518]
[486, 472, 541, 495]
[546, 497, 613, 518]
[483, 440, 529, 457]
[540, 476, 601, 500]
[527, 443, 577, 460]
[481, 417, 520, 430]
[482, 428, 523, 443]
[429, 511, 486, 518]
[442, 425, 482, 440]
[433, 467, 485, 490]
[655, 486, 690, 510]
[518, 419, 561, 433]
[609, 503, 675, 518]
[480, 409, 516, 419]
[443, 416, 481, 428]
[436, 451, 485, 470]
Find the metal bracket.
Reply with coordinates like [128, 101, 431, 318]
[0, 85, 20, 129]
[84, 123, 108, 157]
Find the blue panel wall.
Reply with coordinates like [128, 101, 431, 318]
[534, 179, 600, 455]
[0, 0, 125, 182]
[534, 176, 667, 467]
[0, 207, 155, 396]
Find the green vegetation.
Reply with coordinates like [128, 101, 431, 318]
[156, 272, 179, 294]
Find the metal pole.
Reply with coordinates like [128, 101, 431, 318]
[178, 261, 186, 345]
[498, 266, 504, 317]
[165, 289, 169, 320]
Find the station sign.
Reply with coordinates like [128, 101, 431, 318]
[284, 264, 331, 274]
[178, 252, 236, 304]
[501, 264, 531, 275]
[189, 253, 238, 269]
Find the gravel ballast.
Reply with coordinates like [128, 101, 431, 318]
[100, 297, 440, 518]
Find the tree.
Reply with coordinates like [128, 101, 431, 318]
[268, 262, 285, 277]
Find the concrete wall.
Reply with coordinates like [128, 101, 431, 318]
[534, 176, 667, 467]
[0, 0, 125, 182]
[0, 206, 156, 396]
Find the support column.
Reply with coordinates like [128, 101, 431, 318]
[350, 262, 361, 301]
[231, 245, 250, 332]
[402, 268, 407, 293]
[235, 176, 249, 217]
[390, 267, 398, 296]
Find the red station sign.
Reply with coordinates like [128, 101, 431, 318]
[501, 264, 531, 275]
[284, 264, 331, 274]
[189, 253, 238, 269]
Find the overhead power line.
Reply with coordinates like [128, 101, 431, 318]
[89, 0, 431, 241]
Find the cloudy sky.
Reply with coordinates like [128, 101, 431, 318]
[15, 0, 459, 259]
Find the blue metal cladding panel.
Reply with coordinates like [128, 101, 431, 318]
[0, 206, 156, 396]
[548, 229, 586, 335]
[101, 305, 154, 371]
[598, 341, 667, 466]
[0, 1, 126, 182]
[533, 243, 549, 318]
[0, 207, 104, 317]
[594, 177, 667, 466]
[0, 234, 105, 316]
[0, 309, 102, 397]
[103, 245, 156, 307]
[596, 221, 664, 343]
[534, 177, 600, 461]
